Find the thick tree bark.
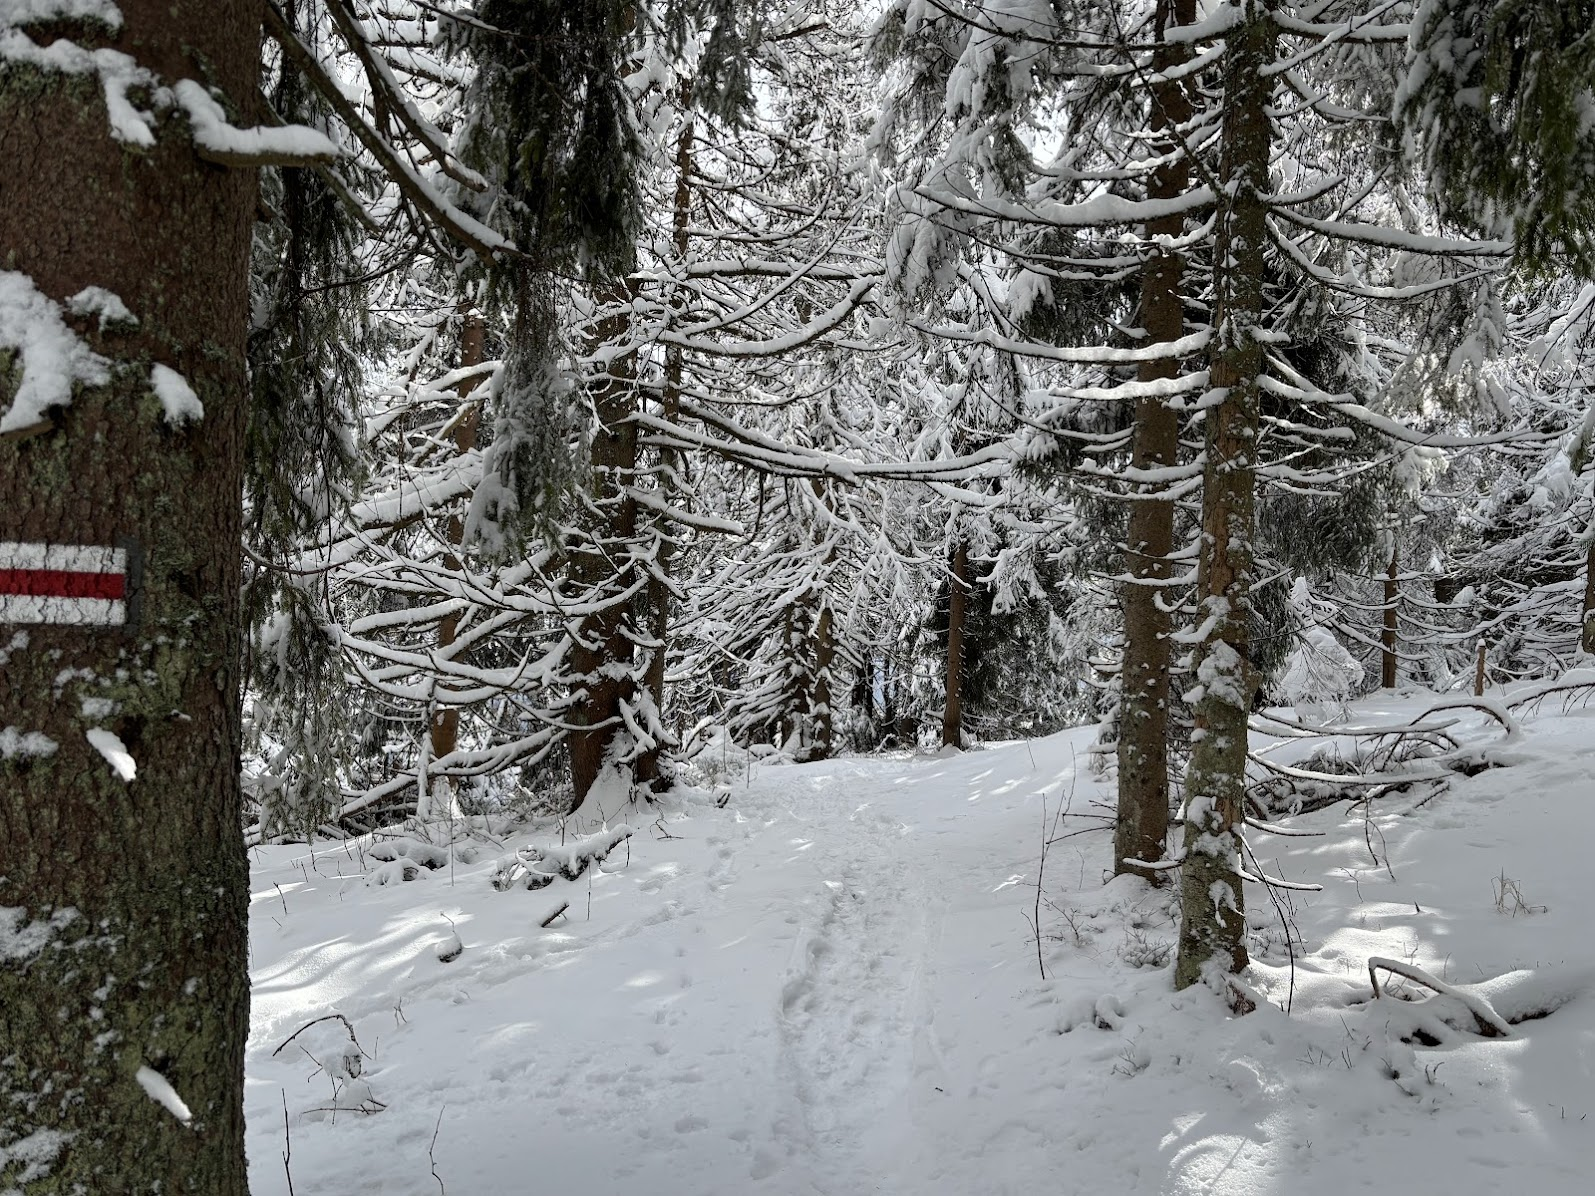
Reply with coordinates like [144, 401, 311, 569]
[423, 309, 487, 809]
[1174, 0, 1274, 992]
[567, 286, 641, 809]
[1116, 0, 1195, 883]
[942, 540, 970, 749]
[0, 2, 256, 1189]
[1381, 546, 1399, 688]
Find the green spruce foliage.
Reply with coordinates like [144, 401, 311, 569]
[1401, 0, 1595, 277]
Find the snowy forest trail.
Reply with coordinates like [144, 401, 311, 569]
[245, 705, 1595, 1196]
[737, 750, 1064, 1192]
[245, 740, 1081, 1196]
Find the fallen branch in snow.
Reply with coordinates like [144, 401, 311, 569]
[1242, 816, 1323, 837]
[1249, 754, 1454, 793]
[539, 901, 570, 928]
[271, 1012, 387, 1116]
[1507, 672, 1595, 718]
[490, 824, 635, 892]
[303, 1094, 387, 1117]
[1367, 957, 1511, 1039]
[271, 1013, 362, 1060]
[1251, 709, 1463, 740]
[1249, 695, 1523, 820]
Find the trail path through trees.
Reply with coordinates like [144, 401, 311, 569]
[246, 704, 1595, 1195]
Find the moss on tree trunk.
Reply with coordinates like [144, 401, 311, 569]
[1174, 0, 1274, 993]
[0, 2, 257, 1190]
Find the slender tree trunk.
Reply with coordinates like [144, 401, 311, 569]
[637, 93, 694, 788]
[779, 600, 810, 752]
[802, 479, 842, 761]
[422, 309, 487, 810]
[1116, 0, 1195, 883]
[942, 540, 970, 749]
[1381, 546, 1399, 688]
[1581, 540, 1595, 654]
[0, 2, 256, 1188]
[812, 602, 837, 756]
[1474, 638, 1487, 696]
[1175, 0, 1274, 992]
[567, 286, 641, 809]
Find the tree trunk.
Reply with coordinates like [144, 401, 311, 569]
[636, 92, 694, 789]
[1116, 0, 1195, 883]
[567, 286, 640, 809]
[1381, 545, 1399, 688]
[778, 600, 811, 753]
[1174, 0, 1274, 992]
[422, 309, 487, 812]
[942, 540, 970, 749]
[812, 602, 837, 757]
[0, 2, 256, 1189]
[1581, 540, 1595, 654]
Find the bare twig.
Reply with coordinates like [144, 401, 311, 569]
[1033, 789, 1048, 980]
[429, 1106, 448, 1195]
[1354, 798, 1397, 881]
[281, 1090, 295, 1196]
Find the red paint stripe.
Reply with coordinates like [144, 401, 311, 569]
[0, 568, 125, 601]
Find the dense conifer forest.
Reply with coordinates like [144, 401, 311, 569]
[3, 2, 1594, 1191]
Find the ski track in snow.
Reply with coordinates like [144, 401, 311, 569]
[245, 701, 1595, 1196]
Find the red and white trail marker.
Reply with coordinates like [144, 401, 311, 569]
[0, 542, 130, 627]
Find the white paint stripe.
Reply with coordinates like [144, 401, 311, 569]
[0, 595, 125, 625]
[0, 542, 127, 573]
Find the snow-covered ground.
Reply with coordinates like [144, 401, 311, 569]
[245, 694, 1595, 1194]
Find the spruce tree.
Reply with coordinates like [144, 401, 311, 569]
[1116, 0, 1197, 885]
[1, 0, 272, 1187]
[1173, 0, 1274, 991]
[1400, 0, 1595, 277]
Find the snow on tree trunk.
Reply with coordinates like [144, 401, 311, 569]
[1174, 0, 1274, 992]
[568, 284, 643, 809]
[424, 308, 487, 807]
[1116, 0, 1195, 884]
[637, 95, 694, 790]
[812, 600, 837, 758]
[0, 0, 255, 1187]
